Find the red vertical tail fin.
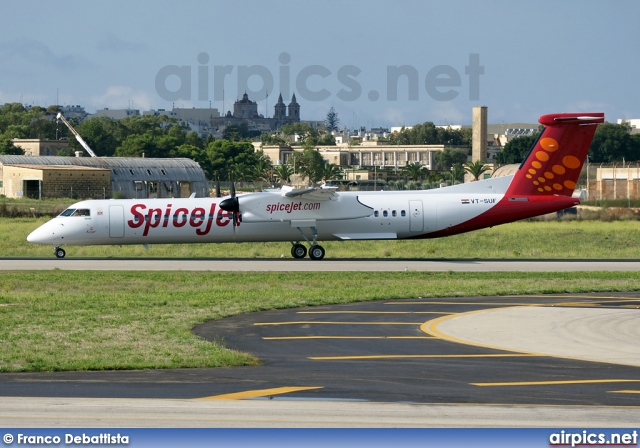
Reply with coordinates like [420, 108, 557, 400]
[505, 113, 604, 197]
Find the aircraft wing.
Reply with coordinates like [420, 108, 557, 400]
[281, 186, 338, 201]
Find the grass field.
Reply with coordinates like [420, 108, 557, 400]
[2, 217, 640, 373]
[2, 270, 640, 373]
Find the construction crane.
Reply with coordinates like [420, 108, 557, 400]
[56, 113, 97, 157]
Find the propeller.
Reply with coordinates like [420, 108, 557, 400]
[215, 174, 221, 198]
[219, 173, 240, 232]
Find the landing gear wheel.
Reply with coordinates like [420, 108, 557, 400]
[291, 243, 307, 259]
[54, 247, 66, 259]
[308, 245, 325, 260]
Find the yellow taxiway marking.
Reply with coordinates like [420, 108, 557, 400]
[610, 390, 640, 394]
[505, 295, 640, 300]
[389, 301, 546, 306]
[254, 321, 424, 326]
[310, 354, 537, 361]
[472, 379, 640, 387]
[297, 311, 454, 315]
[263, 335, 434, 340]
[197, 386, 323, 401]
[421, 308, 533, 354]
[391, 298, 640, 306]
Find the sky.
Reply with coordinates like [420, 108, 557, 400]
[2, 0, 639, 128]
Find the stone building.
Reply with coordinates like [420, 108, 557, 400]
[0, 156, 208, 200]
[12, 139, 71, 157]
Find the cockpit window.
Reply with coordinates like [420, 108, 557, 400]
[59, 208, 76, 217]
[59, 208, 90, 217]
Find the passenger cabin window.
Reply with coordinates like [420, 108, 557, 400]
[374, 211, 379, 217]
[401, 210, 406, 217]
[392, 210, 397, 217]
[383, 210, 388, 217]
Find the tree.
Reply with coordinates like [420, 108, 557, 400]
[432, 148, 468, 171]
[204, 140, 262, 180]
[73, 117, 127, 157]
[171, 143, 210, 174]
[325, 107, 340, 132]
[290, 148, 326, 184]
[463, 160, 491, 181]
[185, 130, 204, 149]
[401, 162, 427, 181]
[251, 155, 273, 182]
[317, 133, 336, 146]
[231, 162, 252, 181]
[281, 122, 315, 144]
[115, 132, 158, 158]
[451, 164, 465, 185]
[496, 134, 539, 165]
[0, 139, 23, 155]
[388, 122, 471, 146]
[273, 163, 294, 185]
[589, 122, 640, 163]
[222, 123, 262, 142]
[319, 162, 343, 183]
[260, 132, 287, 146]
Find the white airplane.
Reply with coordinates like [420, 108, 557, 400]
[28, 112, 604, 260]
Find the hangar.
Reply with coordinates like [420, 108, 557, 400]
[0, 156, 209, 200]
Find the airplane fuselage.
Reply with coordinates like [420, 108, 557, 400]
[26, 174, 576, 248]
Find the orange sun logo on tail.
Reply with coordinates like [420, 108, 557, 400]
[507, 113, 604, 197]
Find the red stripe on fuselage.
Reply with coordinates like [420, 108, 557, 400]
[409, 194, 578, 239]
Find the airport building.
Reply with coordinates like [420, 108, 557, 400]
[0, 155, 208, 200]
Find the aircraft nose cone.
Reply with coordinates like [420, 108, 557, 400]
[27, 225, 54, 244]
[27, 228, 44, 244]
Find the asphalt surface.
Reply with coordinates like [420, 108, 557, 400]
[2, 259, 640, 426]
[3, 258, 640, 271]
[2, 293, 639, 407]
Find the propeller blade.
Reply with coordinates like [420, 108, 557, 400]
[229, 173, 236, 199]
[219, 172, 239, 235]
[219, 172, 239, 213]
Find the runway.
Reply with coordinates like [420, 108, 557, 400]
[2, 258, 640, 271]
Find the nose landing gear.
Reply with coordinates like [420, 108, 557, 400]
[54, 247, 66, 259]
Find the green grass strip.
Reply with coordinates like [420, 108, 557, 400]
[1, 270, 640, 372]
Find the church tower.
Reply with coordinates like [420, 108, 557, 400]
[233, 92, 258, 118]
[274, 93, 286, 119]
[287, 94, 300, 122]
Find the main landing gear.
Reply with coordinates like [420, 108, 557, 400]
[291, 243, 325, 260]
[54, 246, 66, 259]
[291, 226, 325, 260]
